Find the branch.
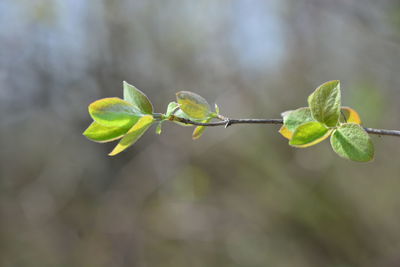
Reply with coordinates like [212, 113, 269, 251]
[172, 116, 400, 137]
[363, 127, 400, 137]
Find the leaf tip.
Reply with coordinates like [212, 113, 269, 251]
[155, 122, 162, 135]
[192, 130, 203, 140]
[123, 80, 133, 87]
[214, 103, 220, 114]
[108, 143, 126, 156]
[82, 128, 90, 138]
[108, 150, 118, 156]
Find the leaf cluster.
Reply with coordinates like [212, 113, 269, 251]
[83, 82, 218, 156]
[279, 80, 374, 162]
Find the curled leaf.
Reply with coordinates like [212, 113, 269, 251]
[166, 101, 180, 117]
[192, 118, 211, 140]
[192, 126, 207, 140]
[340, 107, 362, 124]
[278, 125, 293, 140]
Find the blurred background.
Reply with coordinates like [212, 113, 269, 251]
[1, 0, 400, 266]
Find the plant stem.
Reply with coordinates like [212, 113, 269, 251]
[363, 127, 400, 137]
[171, 116, 400, 137]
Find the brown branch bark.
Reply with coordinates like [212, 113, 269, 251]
[172, 117, 400, 137]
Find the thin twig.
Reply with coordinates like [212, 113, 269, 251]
[363, 127, 400, 137]
[172, 117, 400, 137]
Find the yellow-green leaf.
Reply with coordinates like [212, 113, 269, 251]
[192, 126, 207, 140]
[330, 123, 374, 162]
[172, 108, 203, 127]
[176, 91, 211, 119]
[123, 81, 153, 114]
[109, 115, 154, 156]
[192, 118, 211, 140]
[340, 107, 362, 124]
[214, 103, 220, 115]
[166, 101, 179, 117]
[281, 107, 362, 141]
[289, 121, 331, 148]
[155, 122, 162, 135]
[89, 97, 140, 127]
[282, 107, 315, 132]
[308, 80, 341, 127]
[83, 121, 131, 143]
[279, 125, 293, 140]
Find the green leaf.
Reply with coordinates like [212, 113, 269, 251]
[308, 80, 341, 127]
[155, 122, 162, 135]
[83, 121, 132, 143]
[109, 115, 154, 156]
[330, 123, 374, 162]
[282, 107, 315, 132]
[176, 91, 211, 119]
[192, 118, 211, 140]
[289, 121, 331, 147]
[214, 103, 220, 115]
[192, 126, 206, 140]
[174, 108, 202, 121]
[89, 97, 141, 127]
[123, 81, 153, 114]
[166, 101, 179, 117]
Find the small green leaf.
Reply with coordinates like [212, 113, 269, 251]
[192, 118, 211, 140]
[166, 101, 179, 117]
[330, 123, 374, 162]
[281, 110, 293, 118]
[83, 121, 131, 143]
[156, 122, 162, 135]
[109, 115, 154, 156]
[192, 126, 207, 140]
[283, 107, 315, 132]
[89, 97, 141, 127]
[289, 121, 331, 147]
[214, 103, 220, 115]
[176, 91, 211, 119]
[308, 80, 341, 127]
[123, 81, 153, 114]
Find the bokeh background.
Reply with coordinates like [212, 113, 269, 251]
[1, 1, 400, 266]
